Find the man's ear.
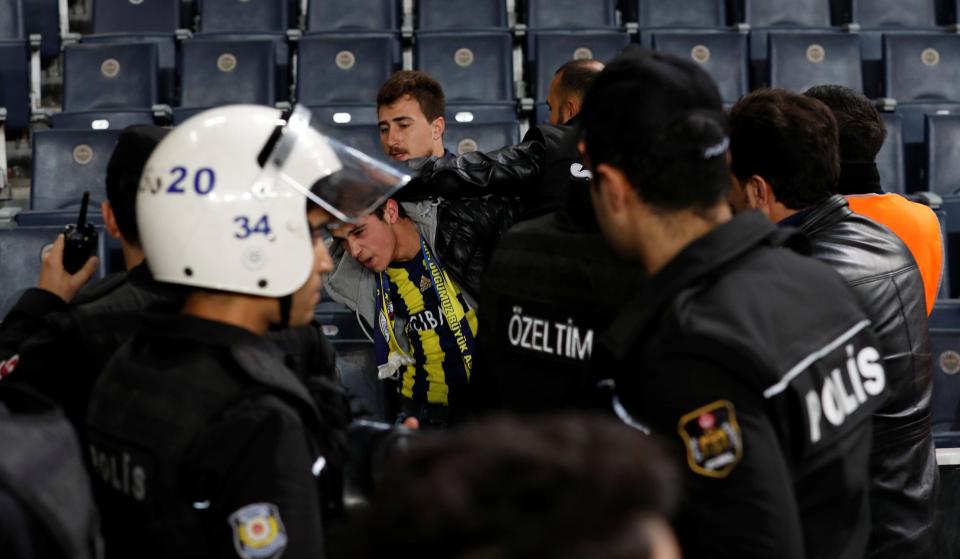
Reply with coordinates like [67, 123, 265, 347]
[383, 199, 400, 224]
[563, 98, 580, 123]
[594, 163, 633, 215]
[101, 201, 123, 241]
[432, 116, 445, 140]
[749, 175, 775, 209]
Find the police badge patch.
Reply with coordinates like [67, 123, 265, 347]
[228, 503, 287, 559]
[677, 400, 742, 479]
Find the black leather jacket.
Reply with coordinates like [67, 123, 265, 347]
[791, 194, 937, 559]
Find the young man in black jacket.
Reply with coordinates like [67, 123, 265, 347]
[728, 88, 937, 559]
[581, 49, 885, 559]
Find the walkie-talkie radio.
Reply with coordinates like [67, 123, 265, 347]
[62, 191, 99, 274]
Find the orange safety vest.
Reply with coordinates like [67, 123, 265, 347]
[846, 193, 943, 315]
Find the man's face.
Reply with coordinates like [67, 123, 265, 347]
[546, 72, 568, 125]
[378, 94, 441, 162]
[331, 212, 397, 273]
[289, 207, 336, 327]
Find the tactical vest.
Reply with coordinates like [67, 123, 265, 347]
[0, 384, 102, 559]
[86, 340, 331, 558]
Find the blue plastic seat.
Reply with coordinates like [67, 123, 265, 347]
[0, 0, 24, 39]
[321, 125, 385, 161]
[92, 0, 180, 33]
[444, 121, 519, 155]
[928, 300, 960, 433]
[198, 0, 288, 32]
[416, 0, 507, 30]
[884, 33, 960, 102]
[51, 110, 155, 130]
[636, 0, 726, 28]
[176, 38, 277, 121]
[63, 42, 159, 111]
[529, 30, 630, 102]
[415, 31, 514, 102]
[768, 31, 863, 93]
[24, 0, 59, 61]
[308, 104, 378, 127]
[877, 112, 905, 194]
[307, 0, 400, 32]
[524, 0, 617, 29]
[852, 0, 937, 29]
[925, 114, 960, 195]
[651, 31, 747, 104]
[743, 0, 834, 61]
[0, 226, 106, 319]
[297, 33, 399, 106]
[30, 129, 122, 211]
[194, 32, 290, 105]
[81, 34, 176, 105]
[0, 41, 29, 132]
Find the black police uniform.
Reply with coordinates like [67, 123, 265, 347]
[0, 263, 341, 431]
[0, 383, 102, 559]
[602, 212, 884, 559]
[86, 314, 332, 559]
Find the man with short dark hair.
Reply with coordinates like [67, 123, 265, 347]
[582, 50, 884, 559]
[338, 415, 682, 559]
[546, 58, 605, 126]
[729, 88, 938, 559]
[377, 70, 447, 162]
[805, 84, 943, 317]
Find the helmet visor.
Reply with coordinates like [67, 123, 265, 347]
[263, 105, 410, 223]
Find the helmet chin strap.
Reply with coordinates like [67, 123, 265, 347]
[278, 295, 293, 328]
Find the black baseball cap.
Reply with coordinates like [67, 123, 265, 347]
[578, 46, 728, 165]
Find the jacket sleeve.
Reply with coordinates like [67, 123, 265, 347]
[396, 140, 546, 200]
[184, 396, 327, 559]
[0, 289, 69, 363]
[627, 353, 807, 559]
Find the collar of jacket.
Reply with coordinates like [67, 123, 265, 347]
[602, 211, 802, 360]
[838, 160, 883, 195]
[792, 194, 854, 239]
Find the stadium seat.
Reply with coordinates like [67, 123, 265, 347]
[0, 41, 30, 132]
[877, 112, 905, 194]
[929, 299, 960, 433]
[198, 0, 289, 33]
[884, 33, 960, 102]
[0, 0, 29, 132]
[925, 114, 960, 195]
[297, 33, 400, 106]
[529, 30, 630, 102]
[444, 103, 519, 155]
[743, 0, 834, 62]
[636, 0, 726, 29]
[767, 32, 863, 93]
[24, 0, 60, 61]
[852, 0, 938, 29]
[51, 110, 155, 130]
[30, 129, 122, 211]
[0, 226, 106, 319]
[416, 0, 507, 30]
[81, 34, 176, 105]
[306, 0, 400, 32]
[62, 42, 159, 111]
[194, 32, 290, 103]
[0, 0, 24, 39]
[651, 31, 747, 104]
[415, 31, 514, 103]
[323, 125, 385, 161]
[176, 38, 277, 123]
[742, 0, 832, 27]
[92, 0, 180, 33]
[524, 0, 617, 29]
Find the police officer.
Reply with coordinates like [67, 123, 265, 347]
[581, 50, 884, 559]
[85, 105, 409, 559]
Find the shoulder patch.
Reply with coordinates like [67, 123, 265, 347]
[229, 503, 287, 559]
[677, 400, 742, 479]
[0, 355, 20, 380]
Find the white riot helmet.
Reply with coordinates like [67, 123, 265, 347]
[137, 104, 409, 297]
